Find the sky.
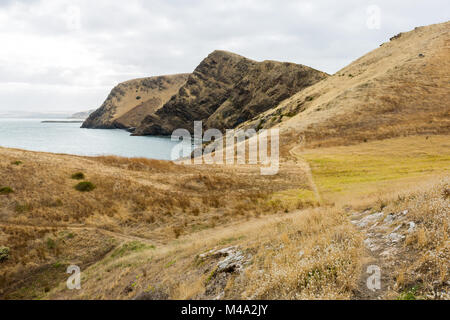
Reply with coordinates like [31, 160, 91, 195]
[0, 0, 448, 114]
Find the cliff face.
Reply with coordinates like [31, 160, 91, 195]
[81, 74, 189, 129]
[133, 51, 328, 135]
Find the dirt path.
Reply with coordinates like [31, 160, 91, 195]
[289, 145, 322, 204]
[289, 144, 419, 300]
[0, 221, 157, 246]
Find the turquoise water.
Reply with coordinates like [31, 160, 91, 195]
[0, 119, 190, 160]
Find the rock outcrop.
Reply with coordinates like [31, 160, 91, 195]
[81, 74, 189, 130]
[132, 50, 328, 135]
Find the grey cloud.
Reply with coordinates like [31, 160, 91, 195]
[0, 0, 448, 112]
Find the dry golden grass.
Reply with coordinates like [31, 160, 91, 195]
[0, 146, 311, 299]
[45, 205, 364, 300]
[44, 174, 448, 301]
[0, 133, 448, 300]
[391, 179, 449, 299]
[238, 21, 450, 149]
[1, 22, 449, 299]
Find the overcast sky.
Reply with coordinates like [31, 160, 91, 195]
[0, 0, 448, 114]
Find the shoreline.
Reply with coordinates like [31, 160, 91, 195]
[41, 120, 84, 123]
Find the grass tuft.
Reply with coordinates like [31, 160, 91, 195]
[0, 186, 14, 195]
[74, 181, 96, 192]
[0, 247, 10, 262]
[71, 172, 85, 180]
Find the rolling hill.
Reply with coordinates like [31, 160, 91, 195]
[239, 21, 450, 148]
[82, 74, 189, 130]
[0, 21, 448, 300]
[133, 50, 328, 135]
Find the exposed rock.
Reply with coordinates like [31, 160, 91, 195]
[407, 221, 416, 233]
[82, 74, 189, 129]
[199, 246, 238, 260]
[133, 50, 328, 135]
[387, 232, 405, 243]
[364, 238, 381, 252]
[199, 246, 251, 274]
[352, 212, 384, 228]
[217, 250, 246, 273]
[393, 224, 403, 232]
[390, 32, 403, 41]
[199, 246, 252, 300]
[383, 214, 395, 224]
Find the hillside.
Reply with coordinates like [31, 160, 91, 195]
[133, 50, 328, 135]
[240, 21, 450, 148]
[0, 135, 448, 300]
[81, 74, 189, 129]
[0, 22, 448, 301]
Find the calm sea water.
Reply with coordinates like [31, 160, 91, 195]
[0, 118, 190, 160]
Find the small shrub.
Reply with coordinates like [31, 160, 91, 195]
[74, 181, 96, 192]
[14, 202, 32, 213]
[0, 247, 10, 262]
[71, 172, 85, 180]
[11, 161, 22, 166]
[305, 96, 314, 102]
[46, 238, 56, 250]
[443, 188, 450, 199]
[397, 285, 419, 300]
[0, 187, 13, 195]
[136, 96, 141, 100]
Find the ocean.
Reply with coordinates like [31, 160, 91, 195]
[0, 118, 190, 160]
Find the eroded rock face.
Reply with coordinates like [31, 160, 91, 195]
[133, 50, 328, 135]
[81, 74, 189, 129]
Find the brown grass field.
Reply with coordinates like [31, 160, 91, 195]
[0, 22, 449, 300]
[0, 133, 448, 299]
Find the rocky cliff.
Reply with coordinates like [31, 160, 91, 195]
[81, 74, 189, 129]
[132, 50, 328, 135]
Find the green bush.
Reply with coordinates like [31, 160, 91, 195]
[0, 247, 9, 262]
[71, 172, 85, 180]
[46, 238, 56, 249]
[11, 161, 22, 166]
[74, 181, 96, 192]
[397, 285, 419, 300]
[0, 187, 13, 195]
